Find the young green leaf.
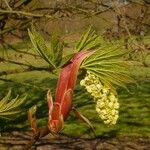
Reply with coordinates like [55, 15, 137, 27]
[28, 28, 56, 69]
[81, 42, 134, 89]
[50, 36, 63, 66]
[59, 52, 76, 67]
[76, 27, 101, 52]
[0, 91, 27, 120]
[0, 90, 11, 110]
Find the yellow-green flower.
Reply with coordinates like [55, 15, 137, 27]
[80, 71, 119, 125]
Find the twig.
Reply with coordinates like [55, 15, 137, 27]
[0, 77, 49, 91]
[0, 66, 51, 76]
[2, 39, 40, 58]
[0, 56, 52, 71]
[112, 1, 148, 52]
[24, 127, 50, 150]
[0, 9, 54, 19]
[3, 0, 12, 11]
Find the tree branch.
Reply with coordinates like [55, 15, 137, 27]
[0, 57, 53, 77]
[2, 39, 40, 58]
[0, 9, 54, 19]
[0, 77, 49, 91]
[0, 66, 51, 77]
[3, 0, 12, 11]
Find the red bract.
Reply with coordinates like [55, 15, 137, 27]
[27, 50, 94, 149]
[47, 50, 94, 133]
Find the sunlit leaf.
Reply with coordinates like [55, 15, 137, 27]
[28, 28, 56, 69]
[81, 41, 134, 89]
[76, 27, 101, 52]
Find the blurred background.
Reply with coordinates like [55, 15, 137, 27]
[0, 0, 150, 149]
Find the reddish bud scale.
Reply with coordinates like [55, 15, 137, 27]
[55, 63, 72, 104]
[67, 51, 94, 90]
[48, 50, 94, 133]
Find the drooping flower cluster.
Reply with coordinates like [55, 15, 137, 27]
[80, 71, 119, 125]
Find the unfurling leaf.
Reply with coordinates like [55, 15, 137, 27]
[50, 36, 63, 66]
[76, 27, 101, 52]
[28, 27, 56, 69]
[28, 27, 65, 69]
[59, 52, 76, 67]
[0, 90, 27, 120]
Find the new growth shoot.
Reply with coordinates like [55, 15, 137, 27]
[26, 27, 133, 149]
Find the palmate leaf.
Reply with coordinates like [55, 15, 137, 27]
[28, 27, 64, 68]
[0, 90, 27, 120]
[50, 36, 63, 66]
[76, 27, 101, 52]
[81, 42, 134, 90]
[28, 28, 56, 69]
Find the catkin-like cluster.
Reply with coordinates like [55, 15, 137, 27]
[80, 71, 119, 125]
